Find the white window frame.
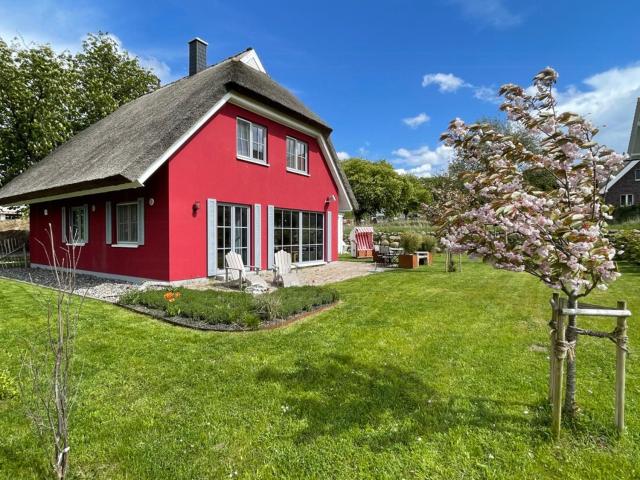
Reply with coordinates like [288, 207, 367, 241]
[620, 194, 634, 207]
[67, 205, 88, 245]
[286, 136, 309, 175]
[273, 208, 324, 264]
[114, 201, 141, 247]
[236, 117, 268, 166]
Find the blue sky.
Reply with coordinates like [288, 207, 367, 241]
[2, 0, 640, 176]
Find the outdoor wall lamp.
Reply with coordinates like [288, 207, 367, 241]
[193, 201, 201, 214]
[325, 194, 337, 204]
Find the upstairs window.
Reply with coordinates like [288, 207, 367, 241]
[621, 194, 634, 207]
[286, 137, 308, 174]
[237, 118, 267, 164]
[117, 202, 139, 244]
[635, 169, 640, 181]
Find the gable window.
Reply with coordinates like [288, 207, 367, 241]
[116, 202, 139, 244]
[635, 169, 640, 181]
[286, 137, 308, 174]
[69, 205, 88, 244]
[237, 118, 267, 164]
[621, 194, 634, 207]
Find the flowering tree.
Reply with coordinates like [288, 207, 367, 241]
[439, 67, 625, 414]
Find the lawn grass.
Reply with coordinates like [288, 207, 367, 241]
[1, 256, 639, 479]
[611, 218, 640, 230]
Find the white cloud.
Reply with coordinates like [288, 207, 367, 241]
[422, 73, 467, 92]
[555, 63, 640, 152]
[392, 144, 454, 177]
[473, 85, 501, 104]
[422, 72, 499, 104]
[336, 151, 350, 161]
[403, 112, 430, 129]
[449, 0, 522, 29]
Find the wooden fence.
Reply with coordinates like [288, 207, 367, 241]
[0, 237, 28, 268]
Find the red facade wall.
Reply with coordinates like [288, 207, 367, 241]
[29, 166, 170, 280]
[27, 103, 340, 282]
[167, 103, 339, 281]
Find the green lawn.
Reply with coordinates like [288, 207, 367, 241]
[1, 256, 639, 479]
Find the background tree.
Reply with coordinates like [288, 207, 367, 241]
[341, 158, 407, 222]
[0, 33, 160, 186]
[0, 41, 75, 184]
[439, 67, 625, 415]
[399, 175, 432, 219]
[72, 33, 160, 130]
[448, 116, 557, 191]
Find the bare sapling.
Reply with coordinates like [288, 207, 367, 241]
[20, 224, 85, 480]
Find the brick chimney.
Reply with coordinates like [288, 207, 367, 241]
[188, 38, 208, 76]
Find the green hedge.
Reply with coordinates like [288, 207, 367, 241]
[611, 230, 640, 264]
[120, 286, 339, 328]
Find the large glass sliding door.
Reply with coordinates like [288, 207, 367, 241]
[217, 204, 249, 270]
[274, 209, 324, 264]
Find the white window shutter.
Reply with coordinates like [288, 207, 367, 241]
[61, 206, 67, 243]
[254, 204, 262, 269]
[137, 198, 145, 245]
[83, 204, 89, 243]
[207, 199, 217, 276]
[105, 202, 112, 244]
[326, 211, 333, 262]
[267, 205, 275, 269]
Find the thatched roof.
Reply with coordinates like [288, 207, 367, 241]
[0, 50, 356, 210]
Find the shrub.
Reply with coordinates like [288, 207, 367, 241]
[253, 294, 282, 322]
[610, 230, 640, 264]
[266, 286, 339, 319]
[120, 285, 339, 328]
[0, 368, 18, 400]
[400, 232, 422, 254]
[120, 288, 257, 326]
[420, 235, 437, 252]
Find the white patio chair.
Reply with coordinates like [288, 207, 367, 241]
[225, 251, 268, 290]
[273, 250, 301, 287]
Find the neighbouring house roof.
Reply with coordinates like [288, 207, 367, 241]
[602, 98, 640, 193]
[0, 49, 357, 211]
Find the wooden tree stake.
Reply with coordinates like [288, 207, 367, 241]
[551, 297, 566, 440]
[615, 300, 628, 434]
[548, 292, 559, 403]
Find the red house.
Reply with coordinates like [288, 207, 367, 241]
[0, 39, 356, 283]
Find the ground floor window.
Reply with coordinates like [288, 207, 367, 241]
[69, 205, 88, 243]
[217, 204, 250, 269]
[116, 202, 139, 244]
[621, 194, 634, 207]
[274, 209, 324, 263]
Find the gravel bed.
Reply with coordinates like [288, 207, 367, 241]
[0, 267, 140, 303]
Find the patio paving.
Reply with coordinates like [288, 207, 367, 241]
[297, 260, 378, 286]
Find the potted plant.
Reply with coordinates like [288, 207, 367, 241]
[399, 232, 421, 268]
[419, 234, 437, 266]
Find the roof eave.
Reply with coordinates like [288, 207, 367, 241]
[0, 175, 140, 206]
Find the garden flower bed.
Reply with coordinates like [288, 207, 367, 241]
[119, 286, 339, 330]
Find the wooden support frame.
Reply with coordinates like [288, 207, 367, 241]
[548, 295, 631, 439]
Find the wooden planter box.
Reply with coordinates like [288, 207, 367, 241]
[398, 253, 418, 269]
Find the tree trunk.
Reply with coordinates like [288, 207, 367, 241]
[563, 294, 578, 415]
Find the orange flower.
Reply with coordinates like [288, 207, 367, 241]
[174, 291, 182, 299]
[164, 292, 175, 301]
